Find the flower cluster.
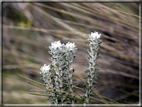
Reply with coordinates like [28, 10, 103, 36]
[39, 31, 102, 105]
[40, 40, 77, 104]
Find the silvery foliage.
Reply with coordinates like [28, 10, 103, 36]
[84, 32, 102, 103]
[40, 41, 77, 104]
[49, 41, 77, 88]
[39, 31, 102, 104]
[49, 41, 65, 89]
[65, 42, 77, 89]
[64, 42, 77, 104]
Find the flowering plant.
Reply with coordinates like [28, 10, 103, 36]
[39, 31, 102, 104]
[19, 31, 121, 104]
[84, 32, 102, 103]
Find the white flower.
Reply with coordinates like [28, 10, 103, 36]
[90, 32, 101, 39]
[66, 42, 75, 49]
[66, 42, 76, 52]
[50, 41, 62, 50]
[40, 64, 50, 74]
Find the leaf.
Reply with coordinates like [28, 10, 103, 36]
[90, 68, 94, 71]
[50, 64, 54, 68]
[91, 86, 95, 89]
[61, 62, 66, 66]
[54, 74, 58, 76]
[72, 87, 77, 90]
[85, 87, 90, 90]
[72, 74, 75, 77]
[48, 51, 52, 55]
[62, 66, 66, 71]
[89, 80, 92, 83]
[93, 77, 98, 80]
[85, 69, 90, 73]
[73, 79, 77, 81]
[92, 72, 98, 75]
[72, 83, 77, 85]
[84, 76, 88, 79]
[97, 52, 100, 56]
[86, 63, 89, 67]
[61, 52, 65, 56]
[83, 89, 87, 92]
[89, 62, 93, 65]
[87, 75, 91, 78]
[87, 56, 90, 60]
[93, 81, 98, 84]
[95, 68, 99, 70]
[88, 39, 92, 42]
[55, 63, 59, 66]
[99, 41, 102, 44]
[87, 49, 91, 53]
[92, 49, 96, 51]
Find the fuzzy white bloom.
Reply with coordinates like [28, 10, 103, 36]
[89, 32, 101, 40]
[40, 64, 51, 86]
[49, 41, 62, 50]
[40, 64, 50, 74]
[66, 42, 76, 50]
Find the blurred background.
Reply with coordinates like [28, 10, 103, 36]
[2, 2, 140, 104]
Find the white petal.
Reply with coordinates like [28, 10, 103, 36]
[90, 31, 101, 39]
[40, 64, 50, 74]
